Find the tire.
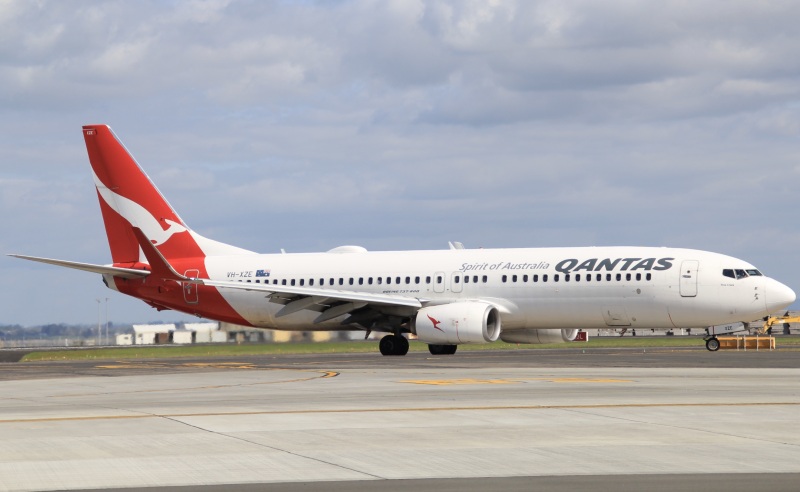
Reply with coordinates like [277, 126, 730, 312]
[706, 337, 720, 352]
[379, 335, 396, 356]
[396, 335, 409, 356]
[380, 335, 409, 356]
[428, 344, 457, 355]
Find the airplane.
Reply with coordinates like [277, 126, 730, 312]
[10, 125, 797, 355]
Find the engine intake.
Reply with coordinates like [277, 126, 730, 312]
[415, 302, 501, 345]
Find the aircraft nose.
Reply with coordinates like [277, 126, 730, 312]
[766, 280, 796, 313]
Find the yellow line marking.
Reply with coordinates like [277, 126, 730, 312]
[400, 377, 632, 385]
[401, 378, 514, 385]
[2, 402, 799, 425]
[49, 368, 340, 398]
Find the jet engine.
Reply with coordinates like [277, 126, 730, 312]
[414, 302, 502, 345]
[500, 328, 579, 344]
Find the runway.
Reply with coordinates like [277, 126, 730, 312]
[1, 348, 800, 491]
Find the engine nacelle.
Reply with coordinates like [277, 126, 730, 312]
[414, 302, 502, 345]
[500, 328, 579, 344]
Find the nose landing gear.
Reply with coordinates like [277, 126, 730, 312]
[705, 337, 720, 351]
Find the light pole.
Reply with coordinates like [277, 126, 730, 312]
[96, 298, 101, 346]
[104, 298, 109, 345]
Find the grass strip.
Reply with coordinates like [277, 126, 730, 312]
[20, 335, 800, 362]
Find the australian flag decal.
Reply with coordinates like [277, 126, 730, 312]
[256, 269, 271, 277]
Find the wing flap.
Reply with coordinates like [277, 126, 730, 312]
[198, 278, 423, 309]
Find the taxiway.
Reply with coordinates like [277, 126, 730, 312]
[1, 348, 799, 491]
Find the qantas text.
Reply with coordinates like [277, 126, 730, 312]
[554, 257, 674, 274]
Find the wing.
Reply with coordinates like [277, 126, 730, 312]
[199, 278, 423, 324]
[8, 254, 150, 279]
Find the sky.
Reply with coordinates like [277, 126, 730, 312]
[1, 0, 799, 326]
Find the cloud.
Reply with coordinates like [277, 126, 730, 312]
[1, 0, 800, 324]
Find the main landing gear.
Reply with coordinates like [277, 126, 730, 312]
[428, 344, 457, 355]
[377, 336, 458, 356]
[379, 334, 409, 356]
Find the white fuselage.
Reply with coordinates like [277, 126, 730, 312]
[193, 246, 793, 333]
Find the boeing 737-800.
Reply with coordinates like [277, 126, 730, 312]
[10, 125, 796, 355]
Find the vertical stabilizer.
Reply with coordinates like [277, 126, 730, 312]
[82, 125, 250, 264]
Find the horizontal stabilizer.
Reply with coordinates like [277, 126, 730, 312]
[8, 254, 150, 279]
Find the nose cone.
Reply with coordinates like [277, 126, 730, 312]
[766, 280, 796, 313]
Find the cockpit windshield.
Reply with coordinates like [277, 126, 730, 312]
[722, 268, 763, 279]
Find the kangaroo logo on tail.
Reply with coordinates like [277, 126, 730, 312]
[93, 171, 188, 246]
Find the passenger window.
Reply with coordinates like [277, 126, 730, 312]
[616, 274, 621, 281]
[626, 273, 631, 281]
[415, 276, 420, 284]
[646, 273, 652, 281]
[291, 279, 296, 286]
[309, 279, 314, 286]
[586, 274, 591, 282]
[437, 276, 443, 283]
[282, 279, 287, 285]
[596, 274, 601, 281]
[512, 275, 517, 282]
[522, 275, 528, 282]
[387, 277, 392, 285]
[554, 274, 560, 282]
[338, 278, 344, 285]
[454, 276, 460, 284]
[358, 278, 363, 285]
[565, 274, 570, 282]
[543, 274, 548, 282]
[502, 275, 507, 283]
[533, 275, 538, 282]
[464, 276, 470, 284]
[636, 273, 641, 281]
[722, 269, 735, 279]
[396, 277, 401, 284]
[575, 274, 580, 282]
[246, 279, 251, 283]
[473, 275, 478, 283]
[606, 274, 611, 281]
[482, 275, 487, 283]
[299, 279, 304, 286]
[329, 278, 334, 286]
[377, 277, 382, 284]
[426, 276, 431, 283]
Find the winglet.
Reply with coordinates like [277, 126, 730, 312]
[130, 227, 189, 282]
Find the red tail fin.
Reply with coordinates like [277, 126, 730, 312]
[83, 125, 249, 264]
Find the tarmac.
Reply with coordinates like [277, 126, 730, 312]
[1, 347, 800, 491]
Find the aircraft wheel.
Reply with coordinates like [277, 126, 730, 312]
[706, 337, 720, 352]
[428, 344, 458, 355]
[380, 335, 408, 356]
[397, 335, 409, 356]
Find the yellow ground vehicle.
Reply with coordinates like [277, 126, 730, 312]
[760, 312, 799, 335]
